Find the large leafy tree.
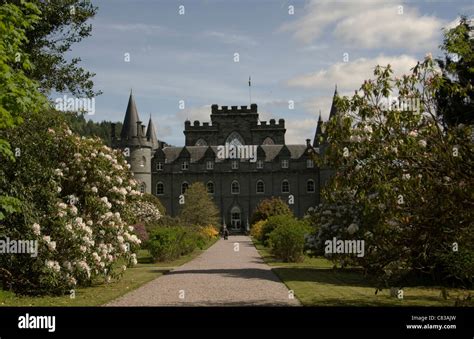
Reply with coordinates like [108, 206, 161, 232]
[308, 54, 473, 289]
[436, 16, 474, 127]
[0, 1, 47, 220]
[1, 0, 100, 97]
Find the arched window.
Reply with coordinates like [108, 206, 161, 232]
[262, 137, 274, 145]
[181, 182, 189, 194]
[307, 179, 315, 193]
[226, 131, 245, 146]
[139, 156, 146, 167]
[140, 182, 146, 194]
[281, 180, 290, 193]
[207, 181, 214, 194]
[231, 180, 240, 194]
[195, 138, 207, 146]
[156, 182, 164, 195]
[256, 180, 265, 194]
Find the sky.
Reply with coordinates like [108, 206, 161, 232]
[64, 0, 473, 146]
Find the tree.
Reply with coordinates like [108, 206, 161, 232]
[250, 197, 293, 225]
[436, 16, 474, 126]
[0, 1, 47, 220]
[179, 182, 220, 227]
[308, 53, 474, 289]
[1, 0, 100, 97]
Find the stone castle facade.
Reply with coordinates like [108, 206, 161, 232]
[112, 90, 337, 233]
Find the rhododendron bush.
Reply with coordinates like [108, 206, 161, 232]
[0, 110, 161, 295]
[307, 55, 474, 288]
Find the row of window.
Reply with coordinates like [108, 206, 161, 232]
[155, 179, 316, 195]
[155, 159, 315, 171]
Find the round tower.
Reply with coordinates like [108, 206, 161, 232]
[114, 91, 153, 194]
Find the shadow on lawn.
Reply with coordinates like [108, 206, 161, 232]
[273, 267, 374, 288]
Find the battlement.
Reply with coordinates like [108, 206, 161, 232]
[211, 103, 258, 114]
[256, 118, 285, 129]
[184, 119, 216, 131]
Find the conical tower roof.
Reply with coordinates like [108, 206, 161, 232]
[120, 90, 140, 139]
[313, 113, 323, 147]
[329, 85, 339, 120]
[146, 115, 159, 149]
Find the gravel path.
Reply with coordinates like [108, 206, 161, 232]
[107, 236, 301, 306]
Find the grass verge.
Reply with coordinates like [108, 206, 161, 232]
[0, 237, 219, 306]
[253, 238, 473, 307]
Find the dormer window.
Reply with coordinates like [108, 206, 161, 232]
[306, 159, 314, 168]
[207, 160, 214, 170]
[257, 160, 263, 169]
[231, 160, 238, 170]
[156, 162, 163, 171]
[281, 159, 289, 169]
[182, 161, 189, 170]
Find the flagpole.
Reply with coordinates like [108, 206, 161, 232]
[248, 76, 252, 105]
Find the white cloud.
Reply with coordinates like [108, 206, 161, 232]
[287, 54, 418, 91]
[285, 118, 318, 144]
[175, 105, 212, 123]
[94, 23, 175, 36]
[280, 0, 444, 51]
[203, 31, 258, 46]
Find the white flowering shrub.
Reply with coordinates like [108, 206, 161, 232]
[305, 191, 362, 267]
[124, 200, 162, 225]
[310, 55, 474, 288]
[0, 111, 145, 295]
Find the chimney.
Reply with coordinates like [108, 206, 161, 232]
[136, 121, 142, 137]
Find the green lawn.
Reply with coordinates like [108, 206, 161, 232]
[0, 238, 218, 306]
[254, 239, 474, 307]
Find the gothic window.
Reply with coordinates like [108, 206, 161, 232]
[231, 180, 240, 194]
[207, 181, 214, 194]
[195, 138, 207, 146]
[181, 182, 189, 194]
[262, 137, 274, 145]
[156, 162, 163, 171]
[256, 180, 265, 194]
[156, 182, 164, 195]
[226, 131, 245, 146]
[307, 179, 315, 193]
[281, 180, 290, 193]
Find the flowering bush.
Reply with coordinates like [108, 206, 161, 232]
[124, 200, 162, 225]
[309, 53, 474, 288]
[199, 225, 219, 239]
[0, 110, 145, 294]
[250, 219, 268, 242]
[132, 223, 149, 244]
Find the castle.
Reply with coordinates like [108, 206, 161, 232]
[112, 90, 337, 232]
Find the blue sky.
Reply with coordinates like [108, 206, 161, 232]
[65, 0, 473, 146]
